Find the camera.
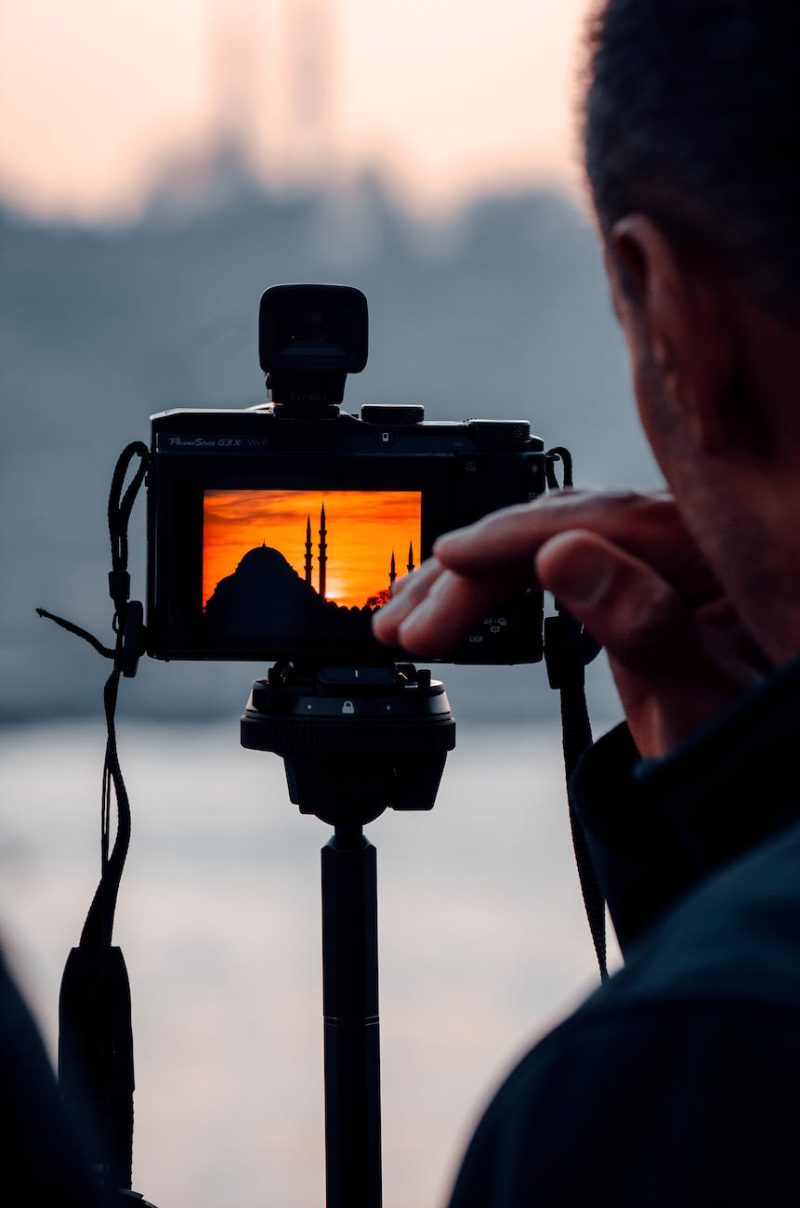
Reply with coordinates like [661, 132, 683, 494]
[146, 283, 548, 665]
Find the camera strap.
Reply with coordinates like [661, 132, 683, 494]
[545, 449, 608, 982]
[38, 441, 150, 1198]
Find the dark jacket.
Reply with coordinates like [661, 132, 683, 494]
[0, 948, 104, 1206]
[449, 656, 800, 1207]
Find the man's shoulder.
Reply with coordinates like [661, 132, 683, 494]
[607, 815, 800, 1011]
[495, 818, 800, 1104]
[471, 819, 800, 1163]
[449, 831, 800, 1206]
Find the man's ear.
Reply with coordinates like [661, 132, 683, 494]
[608, 214, 738, 457]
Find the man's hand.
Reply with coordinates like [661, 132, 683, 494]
[373, 490, 769, 758]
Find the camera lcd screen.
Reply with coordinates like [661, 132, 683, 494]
[202, 489, 422, 644]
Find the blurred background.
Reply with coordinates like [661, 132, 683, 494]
[0, 2, 659, 1205]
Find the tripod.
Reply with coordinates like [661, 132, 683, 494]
[241, 661, 456, 1208]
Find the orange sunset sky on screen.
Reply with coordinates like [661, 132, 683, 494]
[203, 489, 422, 609]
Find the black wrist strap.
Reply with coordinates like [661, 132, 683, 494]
[39, 441, 150, 1197]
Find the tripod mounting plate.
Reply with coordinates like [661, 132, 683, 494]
[241, 663, 456, 826]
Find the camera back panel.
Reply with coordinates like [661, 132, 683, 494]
[147, 405, 546, 665]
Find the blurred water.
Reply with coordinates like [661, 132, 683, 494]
[0, 718, 619, 1207]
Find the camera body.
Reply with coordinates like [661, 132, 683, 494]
[146, 285, 548, 665]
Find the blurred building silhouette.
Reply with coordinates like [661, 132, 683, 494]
[145, 0, 340, 217]
[285, 0, 339, 183]
[211, 1, 260, 164]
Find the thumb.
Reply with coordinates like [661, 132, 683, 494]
[536, 529, 692, 672]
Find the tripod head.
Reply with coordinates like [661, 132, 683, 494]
[241, 661, 456, 827]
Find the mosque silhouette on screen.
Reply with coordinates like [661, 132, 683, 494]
[203, 503, 416, 640]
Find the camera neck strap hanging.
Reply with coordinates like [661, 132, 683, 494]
[544, 448, 608, 982]
[38, 441, 151, 1201]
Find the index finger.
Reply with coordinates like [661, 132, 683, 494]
[433, 490, 718, 605]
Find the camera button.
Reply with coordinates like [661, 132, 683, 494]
[361, 404, 425, 425]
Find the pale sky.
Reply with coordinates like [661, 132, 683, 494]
[0, 0, 594, 220]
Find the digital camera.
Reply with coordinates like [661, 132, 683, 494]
[146, 284, 549, 664]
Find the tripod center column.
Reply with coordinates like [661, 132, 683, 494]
[321, 826, 382, 1208]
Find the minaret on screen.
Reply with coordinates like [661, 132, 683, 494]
[318, 504, 328, 599]
[305, 515, 313, 584]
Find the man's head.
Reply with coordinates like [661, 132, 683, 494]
[583, 0, 800, 660]
[585, 0, 800, 316]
